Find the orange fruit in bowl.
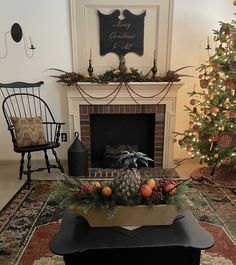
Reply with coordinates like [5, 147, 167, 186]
[140, 184, 153, 198]
[102, 186, 112, 197]
[147, 178, 156, 189]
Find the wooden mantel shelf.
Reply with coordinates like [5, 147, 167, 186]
[67, 82, 184, 104]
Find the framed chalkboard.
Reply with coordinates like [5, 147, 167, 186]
[98, 9, 146, 56]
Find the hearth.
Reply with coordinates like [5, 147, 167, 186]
[90, 114, 155, 168]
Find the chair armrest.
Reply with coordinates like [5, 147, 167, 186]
[42, 122, 66, 125]
[42, 122, 65, 143]
[8, 125, 14, 131]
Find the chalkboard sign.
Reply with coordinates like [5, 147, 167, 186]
[98, 9, 146, 56]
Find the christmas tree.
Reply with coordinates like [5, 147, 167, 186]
[175, 17, 236, 174]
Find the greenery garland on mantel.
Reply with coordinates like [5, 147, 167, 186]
[50, 66, 192, 86]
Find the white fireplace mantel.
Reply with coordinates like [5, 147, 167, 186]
[66, 82, 184, 168]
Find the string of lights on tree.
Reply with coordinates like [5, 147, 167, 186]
[174, 18, 236, 173]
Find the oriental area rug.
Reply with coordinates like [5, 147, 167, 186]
[0, 180, 236, 265]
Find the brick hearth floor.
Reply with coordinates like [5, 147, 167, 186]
[87, 167, 178, 179]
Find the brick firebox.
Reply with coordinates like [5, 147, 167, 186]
[79, 104, 166, 168]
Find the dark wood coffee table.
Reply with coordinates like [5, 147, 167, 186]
[49, 210, 214, 265]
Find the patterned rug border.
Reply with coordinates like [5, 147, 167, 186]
[11, 193, 54, 265]
[200, 221, 236, 247]
[15, 221, 61, 265]
[195, 188, 236, 245]
[0, 181, 58, 265]
[0, 182, 27, 233]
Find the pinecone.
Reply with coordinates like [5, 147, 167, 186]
[113, 169, 141, 204]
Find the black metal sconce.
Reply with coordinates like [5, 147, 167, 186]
[0, 23, 35, 59]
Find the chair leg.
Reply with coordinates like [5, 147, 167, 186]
[44, 150, 51, 173]
[26, 152, 32, 188]
[52, 148, 64, 173]
[19, 152, 25, 180]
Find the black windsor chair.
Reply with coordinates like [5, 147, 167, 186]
[0, 81, 65, 186]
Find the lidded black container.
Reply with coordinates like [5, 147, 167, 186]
[68, 132, 89, 176]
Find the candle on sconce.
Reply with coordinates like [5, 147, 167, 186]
[151, 49, 158, 76]
[206, 35, 211, 50]
[29, 35, 32, 45]
[88, 49, 93, 76]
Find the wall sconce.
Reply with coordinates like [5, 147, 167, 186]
[0, 23, 35, 59]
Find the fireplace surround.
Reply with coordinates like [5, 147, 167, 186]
[66, 82, 184, 168]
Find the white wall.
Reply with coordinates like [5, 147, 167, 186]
[0, 0, 235, 161]
[0, 0, 72, 160]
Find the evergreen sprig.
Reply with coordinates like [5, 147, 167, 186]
[49, 66, 192, 85]
[52, 175, 190, 218]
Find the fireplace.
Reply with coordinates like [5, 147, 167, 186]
[66, 82, 184, 168]
[90, 113, 156, 168]
[79, 104, 165, 168]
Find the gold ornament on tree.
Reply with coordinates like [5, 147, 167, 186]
[200, 79, 209, 88]
[190, 99, 197, 105]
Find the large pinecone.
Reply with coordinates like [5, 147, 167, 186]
[113, 169, 141, 204]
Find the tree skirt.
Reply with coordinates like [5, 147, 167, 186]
[0, 180, 235, 265]
[190, 166, 236, 189]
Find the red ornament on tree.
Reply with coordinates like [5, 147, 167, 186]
[209, 134, 218, 142]
[215, 73, 220, 80]
[186, 145, 193, 152]
[193, 107, 198, 114]
[228, 110, 236, 118]
[210, 106, 219, 113]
